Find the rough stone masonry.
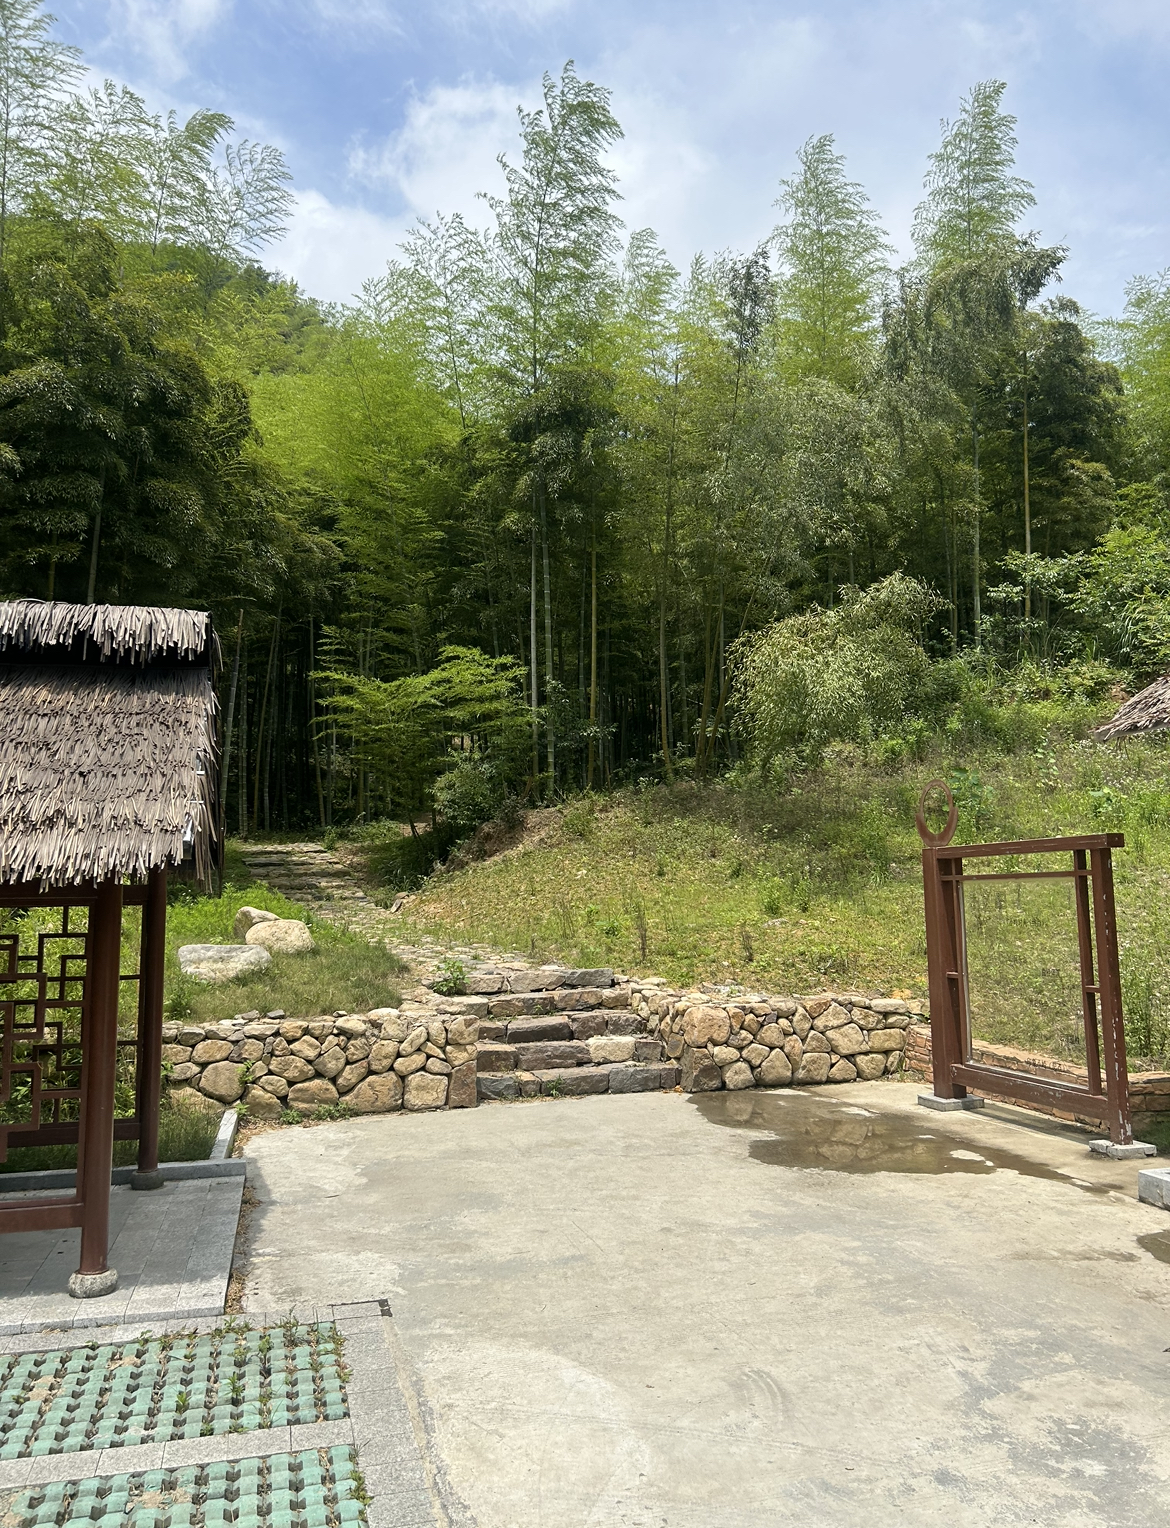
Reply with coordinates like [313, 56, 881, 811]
[162, 957, 925, 1117]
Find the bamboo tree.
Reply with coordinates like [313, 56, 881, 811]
[0, 0, 80, 262]
[771, 134, 892, 387]
[913, 79, 1035, 641]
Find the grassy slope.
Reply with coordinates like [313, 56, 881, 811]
[395, 735, 1170, 1069]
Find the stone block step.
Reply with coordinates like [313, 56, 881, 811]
[516, 1040, 591, 1069]
[507, 1017, 574, 1044]
[476, 1061, 679, 1102]
[487, 986, 628, 1018]
[478, 1028, 661, 1073]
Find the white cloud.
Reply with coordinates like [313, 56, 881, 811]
[270, 188, 407, 304]
[348, 77, 533, 226]
[1072, 0, 1170, 44]
[104, 0, 229, 83]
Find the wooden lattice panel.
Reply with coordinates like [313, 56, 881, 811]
[0, 912, 87, 1161]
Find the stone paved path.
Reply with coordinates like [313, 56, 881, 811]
[236, 842, 525, 986]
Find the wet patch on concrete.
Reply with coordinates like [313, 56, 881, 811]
[1137, 1230, 1170, 1265]
[692, 1088, 1113, 1195]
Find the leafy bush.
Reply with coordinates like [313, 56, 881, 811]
[733, 573, 948, 766]
[432, 755, 511, 830]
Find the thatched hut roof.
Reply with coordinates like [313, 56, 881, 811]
[0, 601, 218, 888]
[0, 600, 211, 665]
[1093, 676, 1170, 743]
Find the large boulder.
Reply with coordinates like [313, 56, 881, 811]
[233, 906, 280, 940]
[287, 1077, 339, 1113]
[178, 944, 271, 983]
[200, 1061, 246, 1104]
[245, 919, 315, 955]
[347, 1073, 403, 1113]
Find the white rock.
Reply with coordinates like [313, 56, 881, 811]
[245, 919, 315, 954]
[232, 906, 279, 940]
[587, 1035, 636, 1064]
[178, 944, 271, 983]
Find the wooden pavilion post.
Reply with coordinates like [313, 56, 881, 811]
[132, 866, 167, 1190]
[70, 879, 122, 1297]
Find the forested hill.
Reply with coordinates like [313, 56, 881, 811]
[2, 7, 1170, 835]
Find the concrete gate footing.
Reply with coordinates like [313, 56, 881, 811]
[1091, 1138, 1158, 1159]
[918, 1092, 985, 1111]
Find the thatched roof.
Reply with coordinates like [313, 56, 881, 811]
[1093, 676, 1170, 743]
[0, 601, 218, 888]
[0, 600, 211, 665]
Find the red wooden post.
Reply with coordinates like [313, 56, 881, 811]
[916, 782, 966, 1101]
[132, 867, 167, 1189]
[71, 879, 122, 1297]
[1072, 849, 1103, 1096]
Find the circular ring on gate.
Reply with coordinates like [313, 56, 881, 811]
[916, 779, 958, 847]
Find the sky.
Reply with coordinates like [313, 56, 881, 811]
[57, 0, 1170, 315]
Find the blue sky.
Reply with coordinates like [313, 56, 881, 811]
[60, 0, 1170, 314]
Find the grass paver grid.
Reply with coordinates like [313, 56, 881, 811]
[0, 1446, 365, 1528]
[0, 1326, 348, 1459]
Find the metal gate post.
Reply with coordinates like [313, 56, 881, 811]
[71, 879, 122, 1297]
[1090, 846, 1133, 1146]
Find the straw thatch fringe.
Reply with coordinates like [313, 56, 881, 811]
[1092, 676, 1170, 742]
[0, 600, 211, 664]
[0, 665, 218, 888]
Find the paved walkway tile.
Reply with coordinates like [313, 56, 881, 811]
[0, 1308, 446, 1528]
[0, 1445, 365, 1527]
[0, 1181, 243, 1334]
[0, 1324, 347, 1460]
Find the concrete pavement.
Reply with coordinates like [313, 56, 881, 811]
[241, 1082, 1170, 1527]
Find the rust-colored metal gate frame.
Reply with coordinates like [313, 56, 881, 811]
[917, 782, 1135, 1145]
[0, 868, 166, 1277]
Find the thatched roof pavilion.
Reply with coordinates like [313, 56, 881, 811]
[0, 600, 219, 1300]
[1093, 675, 1170, 743]
[0, 600, 219, 888]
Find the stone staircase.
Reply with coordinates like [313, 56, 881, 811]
[234, 843, 681, 1106]
[236, 844, 396, 942]
[467, 967, 679, 1101]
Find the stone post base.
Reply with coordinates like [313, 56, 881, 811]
[68, 1267, 118, 1299]
[1137, 1166, 1170, 1208]
[129, 1169, 166, 1190]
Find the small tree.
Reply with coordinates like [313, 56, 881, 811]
[320, 646, 531, 826]
[733, 573, 946, 766]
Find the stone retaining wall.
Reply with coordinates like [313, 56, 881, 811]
[904, 1022, 1170, 1131]
[644, 989, 924, 1090]
[162, 1006, 479, 1119]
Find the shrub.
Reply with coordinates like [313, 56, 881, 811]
[733, 573, 948, 766]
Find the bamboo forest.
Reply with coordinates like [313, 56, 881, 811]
[3, 4, 1170, 840]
